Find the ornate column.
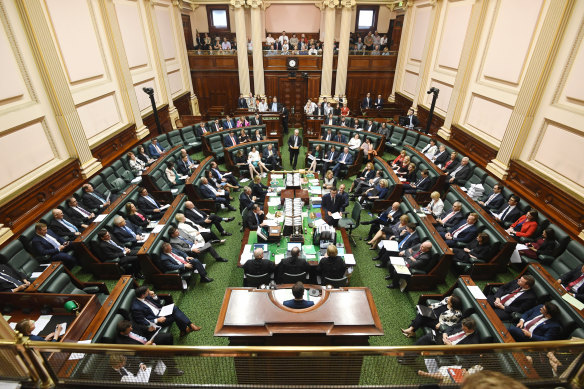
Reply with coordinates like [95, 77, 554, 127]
[100, 0, 149, 140]
[248, 0, 265, 96]
[173, 0, 201, 115]
[231, 0, 251, 96]
[143, 0, 180, 128]
[333, 0, 354, 99]
[486, 0, 573, 180]
[388, 1, 413, 102]
[15, 0, 102, 178]
[437, 0, 486, 140]
[319, 0, 338, 100]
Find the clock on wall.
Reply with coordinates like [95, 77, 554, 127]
[287, 57, 298, 70]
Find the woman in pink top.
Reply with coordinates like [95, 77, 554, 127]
[236, 116, 250, 127]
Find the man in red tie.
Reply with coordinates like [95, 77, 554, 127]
[486, 275, 537, 320]
[507, 302, 562, 342]
[414, 317, 479, 345]
[440, 213, 479, 247]
[386, 241, 433, 291]
[558, 264, 584, 303]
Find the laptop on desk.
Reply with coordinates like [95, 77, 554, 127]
[253, 243, 270, 259]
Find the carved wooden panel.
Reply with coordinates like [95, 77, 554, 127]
[345, 71, 394, 115]
[0, 160, 83, 237]
[91, 124, 140, 167]
[448, 125, 497, 169]
[173, 91, 192, 117]
[394, 92, 411, 113]
[188, 54, 238, 70]
[417, 105, 445, 136]
[265, 73, 309, 115]
[507, 161, 584, 241]
[191, 71, 240, 115]
[347, 55, 397, 71]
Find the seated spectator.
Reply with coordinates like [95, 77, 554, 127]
[364, 120, 376, 132]
[363, 202, 402, 241]
[112, 215, 144, 248]
[361, 138, 378, 162]
[415, 317, 480, 345]
[440, 213, 479, 247]
[421, 139, 438, 159]
[276, 247, 309, 283]
[386, 241, 434, 291]
[508, 302, 562, 342]
[402, 162, 418, 183]
[401, 294, 463, 338]
[452, 232, 496, 265]
[247, 145, 269, 178]
[243, 247, 275, 278]
[283, 282, 314, 309]
[446, 157, 472, 186]
[148, 139, 165, 159]
[252, 129, 263, 142]
[251, 175, 270, 203]
[404, 169, 431, 194]
[369, 213, 410, 250]
[82, 183, 110, 213]
[393, 153, 409, 172]
[432, 145, 449, 167]
[136, 145, 156, 165]
[306, 144, 323, 174]
[207, 170, 237, 193]
[224, 131, 239, 148]
[127, 152, 146, 174]
[434, 201, 464, 231]
[486, 275, 537, 320]
[262, 143, 280, 171]
[371, 45, 381, 55]
[165, 161, 183, 186]
[115, 319, 173, 346]
[317, 244, 345, 282]
[96, 229, 142, 278]
[441, 151, 458, 171]
[125, 202, 150, 230]
[491, 195, 522, 226]
[177, 152, 197, 176]
[341, 102, 350, 116]
[322, 170, 337, 190]
[49, 208, 81, 240]
[518, 227, 557, 260]
[477, 183, 505, 211]
[422, 191, 444, 217]
[359, 179, 389, 205]
[131, 286, 201, 337]
[15, 319, 63, 341]
[557, 264, 584, 303]
[31, 222, 77, 269]
[349, 162, 375, 193]
[198, 177, 236, 211]
[377, 122, 390, 137]
[506, 209, 538, 239]
[136, 187, 164, 220]
[0, 264, 30, 293]
[352, 169, 382, 196]
[375, 222, 419, 267]
[65, 197, 95, 228]
[348, 134, 361, 149]
[236, 116, 249, 128]
[159, 241, 213, 283]
[221, 37, 231, 50]
[332, 147, 353, 178]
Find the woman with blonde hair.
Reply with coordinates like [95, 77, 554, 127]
[423, 191, 444, 217]
[367, 214, 410, 249]
[360, 137, 377, 162]
[322, 169, 336, 190]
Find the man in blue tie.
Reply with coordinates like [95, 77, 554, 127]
[332, 147, 354, 178]
[30, 223, 77, 269]
[96, 229, 142, 278]
[49, 209, 81, 240]
[271, 97, 281, 112]
[148, 139, 165, 158]
[376, 223, 420, 268]
[81, 184, 110, 213]
[112, 216, 145, 248]
[136, 187, 164, 220]
[0, 264, 30, 293]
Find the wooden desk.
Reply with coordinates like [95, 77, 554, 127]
[215, 286, 383, 345]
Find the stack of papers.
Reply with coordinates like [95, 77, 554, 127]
[343, 254, 356, 265]
[268, 198, 281, 206]
[379, 240, 399, 252]
[390, 257, 411, 275]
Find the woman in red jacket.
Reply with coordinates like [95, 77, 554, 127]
[506, 209, 538, 239]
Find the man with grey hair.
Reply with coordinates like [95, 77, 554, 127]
[112, 215, 144, 248]
[434, 201, 464, 232]
[239, 186, 256, 211]
[387, 241, 434, 291]
[49, 208, 81, 240]
[243, 247, 275, 277]
[446, 156, 472, 185]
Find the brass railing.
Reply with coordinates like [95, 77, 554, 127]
[1, 339, 583, 388]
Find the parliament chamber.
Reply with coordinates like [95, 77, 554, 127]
[0, 0, 583, 388]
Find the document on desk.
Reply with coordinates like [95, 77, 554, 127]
[380, 240, 398, 252]
[274, 254, 285, 265]
[271, 174, 284, 179]
[313, 219, 326, 228]
[240, 251, 253, 264]
[158, 304, 174, 317]
[137, 233, 150, 243]
[467, 285, 487, 300]
[268, 198, 281, 206]
[263, 219, 279, 227]
[31, 315, 52, 335]
[562, 293, 584, 310]
[331, 212, 342, 220]
[171, 189, 179, 194]
[160, 204, 171, 210]
[390, 257, 410, 275]
[30, 271, 44, 279]
[121, 367, 151, 383]
[151, 225, 164, 233]
[93, 214, 107, 223]
[69, 340, 92, 360]
[131, 177, 142, 183]
[343, 254, 356, 265]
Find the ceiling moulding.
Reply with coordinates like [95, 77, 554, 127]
[187, 0, 406, 8]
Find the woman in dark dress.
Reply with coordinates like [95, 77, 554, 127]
[403, 163, 417, 184]
[317, 244, 346, 282]
[518, 228, 557, 260]
[452, 232, 495, 264]
[401, 295, 463, 338]
[125, 202, 150, 229]
[251, 175, 269, 203]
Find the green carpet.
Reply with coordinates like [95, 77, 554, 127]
[73, 128, 515, 347]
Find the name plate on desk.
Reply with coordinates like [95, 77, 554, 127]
[262, 116, 280, 120]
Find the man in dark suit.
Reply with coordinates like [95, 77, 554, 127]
[321, 145, 339, 176]
[478, 183, 505, 211]
[365, 120, 376, 132]
[148, 139, 165, 158]
[243, 247, 275, 276]
[195, 122, 210, 136]
[64, 197, 94, 228]
[337, 184, 349, 212]
[446, 157, 472, 186]
[281, 105, 289, 134]
[440, 213, 479, 247]
[169, 224, 227, 263]
[287, 129, 301, 169]
[210, 161, 239, 187]
[320, 97, 328, 114]
[486, 275, 537, 320]
[81, 184, 110, 213]
[245, 204, 267, 230]
[112, 216, 144, 248]
[374, 94, 383, 109]
[237, 94, 248, 108]
[491, 195, 522, 227]
[434, 202, 464, 232]
[96, 229, 142, 277]
[198, 177, 236, 211]
[250, 113, 262, 126]
[223, 131, 239, 147]
[508, 302, 562, 342]
[363, 201, 402, 241]
[322, 128, 334, 141]
[558, 264, 584, 303]
[184, 200, 233, 236]
[262, 143, 280, 171]
[416, 317, 480, 345]
[377, 223, 420, 268]
[49, 208, 81, 240]
[361, 92, 372, 110]
[115, 319, 173, 346]
[333, 131, 345, 143]
[331, 147, 353, 178]
[212, 119, 223, 132]
[131, 286, 201, 337]
[321, 187, 343, 227]
[276, 247, 309, 282]
[338, 117, 350, 127]
[239, 186, 256, 211]
[386, 241, 433, 290]
[223, 115, 236, 130]
[403, 169, 432, 194]
[432, 145, 449, 166]
[270, 97, 282, 112]
[136, 187, 164, 220]
[283, 282, 314, 309]
[0, 264, 30, 293]
[402, 108, 420, 128]
[324, 113, 336, 126]
[159, 241, 213, 282]
[31, 223, 77, 269]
